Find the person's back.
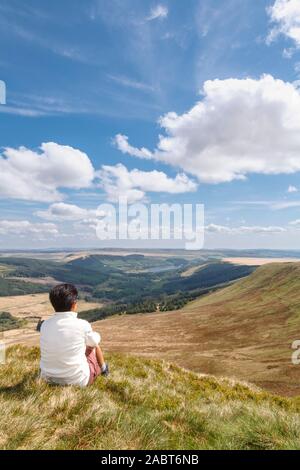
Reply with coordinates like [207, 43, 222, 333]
[40, 283, 108, 387]
[40, 311, 99, 387]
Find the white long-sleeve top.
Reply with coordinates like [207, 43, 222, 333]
[40, 311, 100, 387]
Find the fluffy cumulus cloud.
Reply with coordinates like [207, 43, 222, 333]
[146, 4, 168, 21]
[0, 220, 58, 237]
[115, 75, 300, 184]
[36, 202, 106, 221]
[0, 142, 95, 202]
[98, 163, 197, 203]
[267, 0, 300, 48]
[0, 138, 198, 216]
[206, 224, 287, 234]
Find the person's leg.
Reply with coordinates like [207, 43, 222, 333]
[95, 345, 105, 369]
[85, 346, 109, 384]
[85, 347, 100, 385]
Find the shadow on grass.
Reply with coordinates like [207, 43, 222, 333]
[0, 373, 39, 398]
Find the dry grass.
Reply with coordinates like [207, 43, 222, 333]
[1, 345, 300, 450]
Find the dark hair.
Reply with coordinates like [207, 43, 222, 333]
[49, 283, 78, 312]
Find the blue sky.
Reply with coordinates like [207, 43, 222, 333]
[2, 0, 300, 249]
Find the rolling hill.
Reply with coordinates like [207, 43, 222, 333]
[91, 262, 300, 396]
[1, 345, 300, 450]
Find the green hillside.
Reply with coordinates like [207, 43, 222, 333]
[1, 345, 300, 450]
[186, 261, 300, 331]
[190, 262, 300, 312]
[91, 262, 300, 397]
[181, 262, 300, 395]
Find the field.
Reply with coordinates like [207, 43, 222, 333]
[1, 345, 300, 450]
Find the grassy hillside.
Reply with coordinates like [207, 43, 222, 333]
[180, 262, 300, 394]
[91, 262, 300, 397]
[1, 345, 300, 450]
[191, 261, 300, 311]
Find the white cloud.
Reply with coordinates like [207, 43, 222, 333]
[0, 220, 58, 237]
[287, 219, 300, 228]
[0, 105, 46, 117]
[295, 62, 300, 74]
[282, 47, 294, 58]
[206, 224, 287, 234]
[146, 5, 168, 21]
[287, 185, 298, 193]
[231, 199, 300, 210]
[36, 203, 106, 221]
[289, 219, 300, 225]
[238, 226, 287, 234]
[98, 163, 197, 203]
[0, 140, 196, 206]
[205, 224, 233, 234]
[267, 0, 300, 49]
[108, 75, 155, 93]
[272, 200, 300, 209]
[114, 134, 153, 160]
[115, 75, 300, 184]
[0, 142, 95, 202]
[287, 219, 300, 229]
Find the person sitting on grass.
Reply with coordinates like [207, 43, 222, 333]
[40, 283, 109, 387]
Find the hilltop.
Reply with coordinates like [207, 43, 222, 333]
[92, 262, 300, 396]
[1, 345, 300, 450]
